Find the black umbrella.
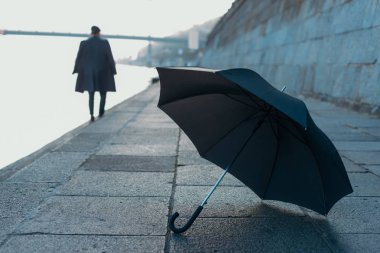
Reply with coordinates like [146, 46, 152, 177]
[156, 67, 353, 234]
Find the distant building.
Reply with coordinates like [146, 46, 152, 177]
[119, 19, 218, 67]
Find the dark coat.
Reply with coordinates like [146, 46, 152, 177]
[73, 36, 117, 93]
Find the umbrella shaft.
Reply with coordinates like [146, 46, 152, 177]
[200, 116, 266, 207]
[201, 166, 230, 206]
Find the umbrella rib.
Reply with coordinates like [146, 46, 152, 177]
[201, 111, 265, 157]
[271, 110, 303, 143]
[262, 126, 327, 214]
[158, 92, 228, 107]
[223, 93, 259, 110]
[262, 112, 281, 199]
[235, 84, 264, 109]
[160, 91, 261, 111]
[310, 149, 328, 215]
[268, 117, 279, 140]
[262, 131, 280, 199]
[276, 114, 305, 130]
[226, 115, 269, 169]
[278, 124, 307, 146]
[278, 121, 327, 214]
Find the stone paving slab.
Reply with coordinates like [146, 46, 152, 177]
[55, 133, 110, 152]
[110, 128, 178, 145]
[76, 115, 131, 133]
[128, 121, 178, 129]
[334, 141, 380, 151]
[7, 152, 90, 183]
[56, 171, 173, 197]
[98, 144, 177, 156]
[364, 165, 380, 177]
[177, 151, 213, 166]
[172, 186, 304, 218]
[120, 100, 152, 109]
[342, 151, 380, 165]
[0, 235, 165, 253]
[348, 173, 380, 196]
[112, 106, 143, 113]
[15, 196, 169, 236]
[311, 121, 376, 133]
[361, 127, 380, 138]
[176, 165, 244, 186]
[317, 197, 380, 233]
[178, 133, 197, 152]
[326, 131, 379, 141]
[132, 114, 173, 122]
[341, 157, 367, 172]
[81, 155, 176, 172]
[169, 217, 332, 253]
[334, 234, 380, 253]
[310, 115, 352, 124]
[343, 118, 380, 128]
[0, 182, 57, 218]
[120, 125, 178, 133]
[0, 218, 22, 245]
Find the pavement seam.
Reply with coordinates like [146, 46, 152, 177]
[343, 155, 380, 179]
[164, 128, 181, 253]
[300, 208, 338, 253]
[71, 94, 157, 177]
[10, 233, 166, 237]
[175, 184, 245, 187]
[342, 196, 380, 198]
[0, 182, 60, 248]
[335, 232, 380, 235]
[54, 195, 171, 198]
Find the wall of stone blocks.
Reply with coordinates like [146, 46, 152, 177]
[201, 0, 380, 111]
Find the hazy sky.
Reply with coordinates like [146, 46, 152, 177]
[1, 0, 234, 58]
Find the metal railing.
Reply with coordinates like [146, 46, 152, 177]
[1, 29, 187, 45]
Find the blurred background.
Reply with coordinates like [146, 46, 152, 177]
[2, 0, 380, 169]
[0, 0, 234, 168]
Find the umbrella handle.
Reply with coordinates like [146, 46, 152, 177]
[169, 205, 203, 234]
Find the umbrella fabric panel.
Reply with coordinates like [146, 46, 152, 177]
[160, 93, 255, 155]
[204, 118, 278, 196]
[156, 66, 353, 217]
[264, 118, 326, 214]
[202, 112, 268, 168]
[204, 113, 327, 214]
[216, 68, 308, 129]
[157, 67, 240, 107]
[306, 116, 353, 212]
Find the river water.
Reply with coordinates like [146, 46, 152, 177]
[0, 36, 156, 169]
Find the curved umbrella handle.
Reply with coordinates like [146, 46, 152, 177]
[169, 206, 203, 234]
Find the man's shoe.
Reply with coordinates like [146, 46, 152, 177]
[99, 111, 105, 118]
[90, 115, 95, 122]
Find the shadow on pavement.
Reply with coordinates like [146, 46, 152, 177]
[169, 203, 342, 253]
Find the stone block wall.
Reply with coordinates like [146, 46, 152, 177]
[201, 0, 380, 112]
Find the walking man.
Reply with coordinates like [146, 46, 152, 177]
[73, 26, 117, 122]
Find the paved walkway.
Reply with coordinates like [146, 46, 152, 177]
[0, 84, 379, 252]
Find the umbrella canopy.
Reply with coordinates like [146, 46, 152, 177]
[157, 67, 353, 232]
